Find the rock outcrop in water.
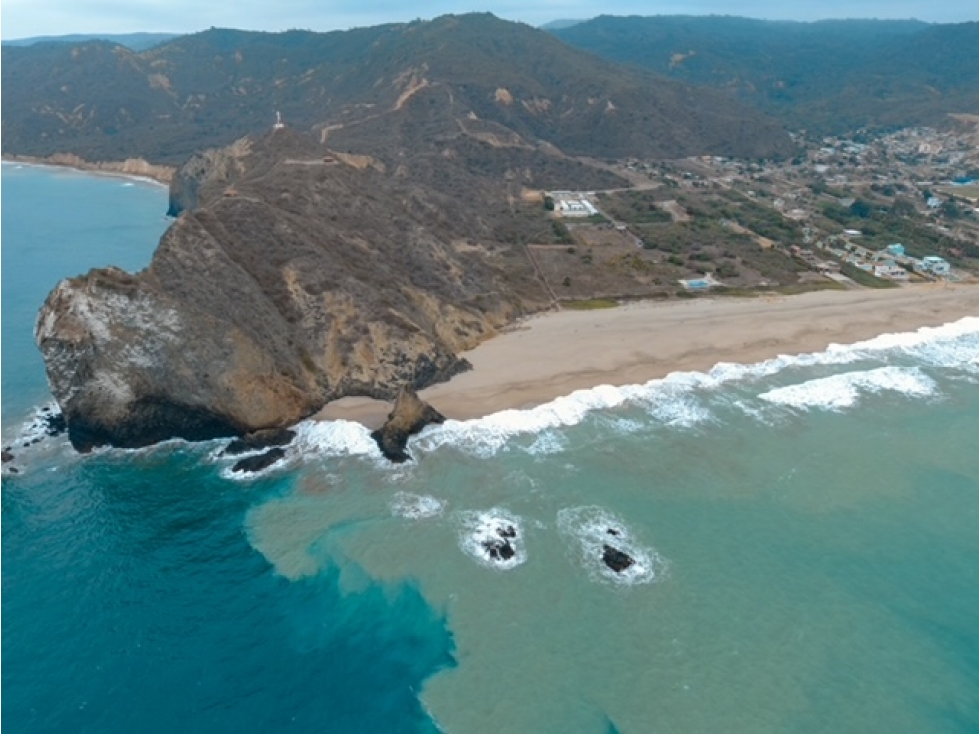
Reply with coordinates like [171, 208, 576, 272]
[232, 448, 286, 474]
[602, 544, 635, 573]
[36, 128, 555, 451]
[222, 428, 296, 457]
[371, 386, 446, 463]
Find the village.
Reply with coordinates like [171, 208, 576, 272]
[533, 120, 978, 302]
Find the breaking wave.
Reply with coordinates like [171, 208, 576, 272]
[759, 366, 938, 411]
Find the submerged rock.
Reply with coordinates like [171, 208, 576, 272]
[1, 449, 14, 463]
[602, 544, 635, 573]
[371, 386, 446, 463]
[231, 447, 286, 474]
[223, 427, 296, 456]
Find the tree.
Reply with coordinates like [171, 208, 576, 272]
[889, 197, 916, 218]
[849, 199, 872, 218]
[941, 200, 963, 220]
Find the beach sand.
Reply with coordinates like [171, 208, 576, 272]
[316, 284, 979, 427]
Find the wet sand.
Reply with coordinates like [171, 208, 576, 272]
[317, 284, 979, 427]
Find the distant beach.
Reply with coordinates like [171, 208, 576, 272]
[318, 284, 979, 426]
[1, 156, 173, 187]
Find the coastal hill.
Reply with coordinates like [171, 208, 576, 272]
[1, 13, 794, 165]
[35, 124, 624, 450]
[552, 16, 979, 134]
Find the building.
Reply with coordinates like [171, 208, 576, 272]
[885, 243, 906, 258]
[874, 264, 909, 280]
[921, 256, 950, 276]
[551, 193, 599, 218]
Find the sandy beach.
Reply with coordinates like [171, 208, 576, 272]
[318, 284, 979, 427]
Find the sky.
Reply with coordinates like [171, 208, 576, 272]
[2, 0, 977, 40]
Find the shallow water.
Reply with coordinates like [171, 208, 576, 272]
[4, 164, 979, 733]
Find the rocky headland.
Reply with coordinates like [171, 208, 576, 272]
[35, 127, 563, 451]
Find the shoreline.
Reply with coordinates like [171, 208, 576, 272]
[317, 284, 979, 428]
[1, 154, 174, 187]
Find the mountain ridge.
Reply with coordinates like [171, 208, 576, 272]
[1, 13, 795, 165]
[551, 16, 979, 133]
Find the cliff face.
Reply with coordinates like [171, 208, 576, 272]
[36, 128, 553, 451]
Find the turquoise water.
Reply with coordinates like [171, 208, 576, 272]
[3, 164, 979, 733]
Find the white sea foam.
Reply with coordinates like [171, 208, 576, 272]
[759, 366, 937, 411]
[456, 509, 527, 570]
[291, 419, 381, 458]
[525, 430, 567, 456]
[557, 506, 667, 586]
[9, 402, 64, 448]
[391, 492, 445, 519]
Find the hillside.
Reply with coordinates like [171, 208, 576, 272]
[1, 13, 794, 165]
[552, 16, 979, 134]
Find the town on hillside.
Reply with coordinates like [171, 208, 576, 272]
[527, 122, 979, 305]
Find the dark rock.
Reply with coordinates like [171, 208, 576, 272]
[482, 538, 516, 562]
[231, 447, 286, 474]
[223, 427, 296, 456]
[44, 412, 67, 437]
[602, 544, 634, 573]
[497, 525, 517, 539]
[370, 386, 445, 463]
[606, 528, 620, 536]
[1, 450, 14, 463]
[8, 467, 19, 474]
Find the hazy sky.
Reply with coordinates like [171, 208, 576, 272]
[2, 0, 977, 40]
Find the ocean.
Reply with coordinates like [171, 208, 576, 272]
[3, 163, 979, 733]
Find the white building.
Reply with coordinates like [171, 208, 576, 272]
[555, 197, 598, 218]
